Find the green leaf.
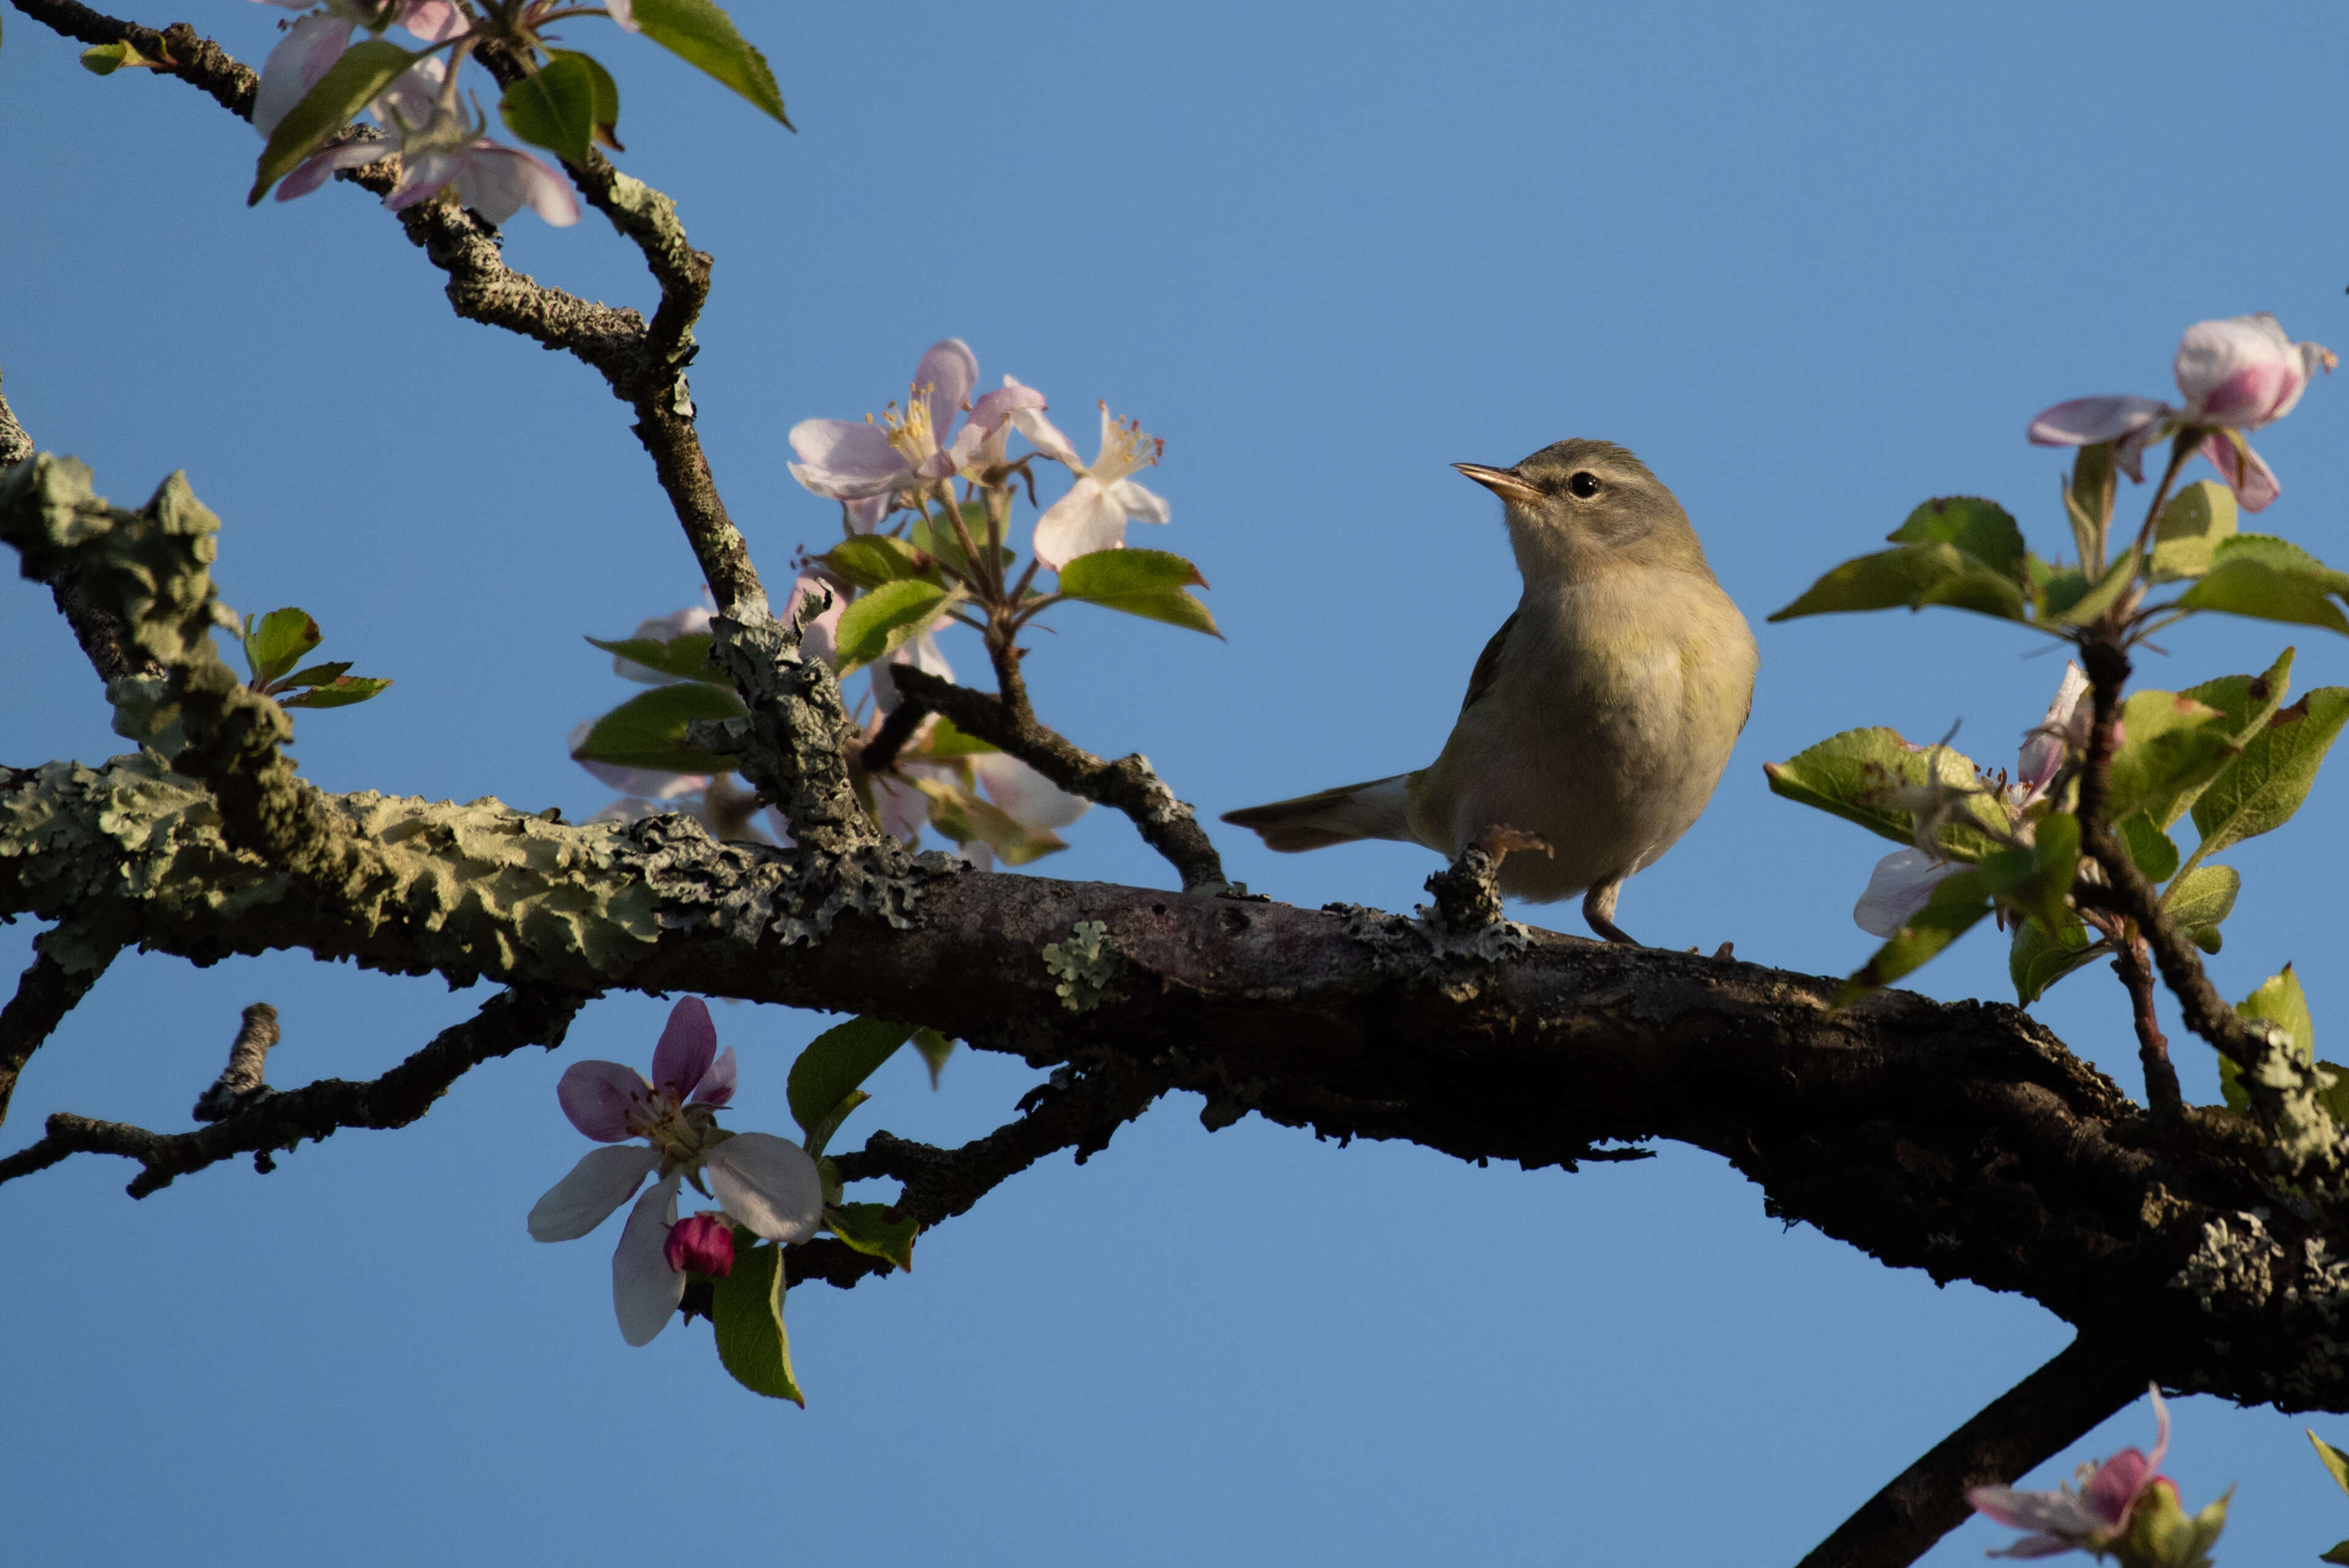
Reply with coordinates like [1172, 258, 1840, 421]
[269, 659, 352, 693]
[907, 507, 1014, 583]
[2311, 1429, 2349, 1499]
[919, 718, 996, 759]
[628, 0, 790, 127]
[80, 38, 158, 74]
[1769, 543, 2028, 624]
[817, 535, 933, 591]
[2161, 649, 2296, 825]
[1839, 864, 1999, 1000]
[2189, 688, 2349, 857]
[1054, 548, 1221, 637]
[912, 774, 1068, 866]
[498, 52, 598, 163]
[586, 632, 725, 684]
[2009, 909, 2104, 1005]
[2148, 480, 2238, 583]
[278, 675, 392, 709]
[2065, 444, 2115, 573]
[2118, 812, 2179, 882]
[243, 606, 322, 687]
[568, 682, 749, 773]
[2162, 865, 2239, 931]
[250, 40, 415, 204]
[911, 1026, 955, 1088]
[2039, 543, 2143, 628]
[1887, 495, 2027, 579]
[786, 1016, 916, 1144]
[831, 579, 955, 674]
[2008, 812, 2079, 933]
[800, 1090, 869, 1163]
[548, 49, 622, 150]
[711, 1233, 803, 1404]
[1763, 728, 2007, 860]
[2174, 547, 2349, 636]
[2321, 1544, 2349, 1566]
[2206, 532, 2349, 592]
[2103, 690, 2237, 827]
[2221, 965, 2313, 1112]
[826, 1202, 918, 1272]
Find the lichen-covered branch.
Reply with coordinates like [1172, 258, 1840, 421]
[0, 930, 118, 1126]
[885, 667, 1228, 893]
[5, 1, 258, 117]
[1794, 1337, 2143, 1568]
[0, 985, 586, 1196]
[5, 750, 2347, 1412]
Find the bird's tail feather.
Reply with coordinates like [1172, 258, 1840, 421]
[1220, 774, 1418, 852]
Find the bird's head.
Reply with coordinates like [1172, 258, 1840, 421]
[1453, 440, 1713, 584]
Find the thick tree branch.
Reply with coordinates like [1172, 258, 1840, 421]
[0, 985, 587, 1196]
[1795, 1337, 2144, 1568]
[886, 667, 1228, 893]
[0, 369, 158, 686]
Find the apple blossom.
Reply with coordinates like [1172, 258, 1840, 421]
[663, 1214, 734, 1275]
[1967, 1384, 2169, 1559]
[972, 750, 1090, 831]
[2028, 313, 2335, 511]
[1852, 665, 2090, 938]
[1030, 402, 1171, 569]
[249, 1, 463, 139]
[386, 109, 580, 228]
[786, 343, 1052, 504]
[527, 998, 823, 1345]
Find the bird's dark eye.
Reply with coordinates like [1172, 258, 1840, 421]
[1567, 471, 1602, 499]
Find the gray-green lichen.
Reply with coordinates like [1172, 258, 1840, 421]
[1042, 920, 1120, 1012]
[2170, 1207, 2349, 1406]
[2240, 1021, 2347, 1180]
[1329, 901, 1535, 974]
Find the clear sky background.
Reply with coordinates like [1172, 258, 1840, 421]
[7, 1, 2349, 1562]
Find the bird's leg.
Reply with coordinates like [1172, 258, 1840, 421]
[1425, 827, 1551, 935]
[1581, 878, 1640, 947]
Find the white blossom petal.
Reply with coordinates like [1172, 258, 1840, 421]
[1110, 478, 1171, 526]
[973, 751, 1090, 829]
[912, 339, 979, 440]
[527, 1144, 660, 1241]
[253, 15, 356, 139]
[1032, 480, 1128, 569]
[1852, 848, 1960, 938]
[706, 1132, 825, 1244]
[1010, 403, 1080, 467]
[453, 141, 580, 228]
[2025, 396, 2169, 449]
[611, 1173, 685, 1344]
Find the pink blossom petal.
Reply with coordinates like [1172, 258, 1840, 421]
[371, 59, 443, 131]
[2200, 432, 2280, 511]
[1110, 478, 1172, 526]
[663, 1212, 733, 1274]
[2082, 1450, 2153, 1527]
[649, 996, 717, 1100]
[973, 751, 1090, 830]
[2274, 340, 2339, 423]
[690, 1046, 738, 1108]
[254, 15, 356, 138]
[2016, 662, 2091, 800]
[275, 138, 389, 202]
[784, 573, 844, 667]
[2175, 314, 2293, 421]
[844, 494, 890, 533]
[787, 419, 909, 499]
[612, 1174, 685, 1344]
[706, 1132, 825, 1243]
[913, 339, 979, 440]
[557, 1059, 652, 1142]
[397, 1, 467, 42]
[2026, 396, 2169, 448]
[1033, 480, 1129, 569]
[453, 140, 580, 227]
[957, 841, 996, 871]
[386, 145, 465, 210]
[1852, 848, 1960, 938]
[969, 379, 1049, 428]
[604, 0, 637, 28]
[527, 1144, 660, 1240]
[2193, 362, 2294, 426]
[871, 630, 953, 712]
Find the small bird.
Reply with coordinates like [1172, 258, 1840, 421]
[1221, 439, 1758, 944]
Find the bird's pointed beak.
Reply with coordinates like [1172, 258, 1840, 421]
[1454, 462, 1543, 506]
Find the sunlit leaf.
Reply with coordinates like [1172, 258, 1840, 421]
[586, 632, 725, 684]
[1763, 728, 2007, 859]
[817, 535, 932, 590]
[826, 1201, 918, 1271]
[2103, 690, 2236, 828]
[498, 52, 600, 163]
[279, 675, 392, 709]
[1770, 543, 2027, 624]
[2117, 812, 2178, 882]
[243, 606, 321, 687]
[629, 0, 790, 127]
[911, 1026, 955, 1087]
[2009, 908, 2104, 1005]
[2148, 480, 2237, 583]
[1055, 548, 1220, 637]
[1887, 495, 2027, 579]
[2189, 688, 2349, 857]
[2162, 865, 2239, 931]
[548, 49, 622, 150]
[712, 1232, 803, 1404]
[2311, 1429, 2349, 1498]
[2220, 965, 2313, 1112]
[832, 579, 955, 673]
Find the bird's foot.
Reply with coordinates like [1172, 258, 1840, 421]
[1425, 827, 1551, 934]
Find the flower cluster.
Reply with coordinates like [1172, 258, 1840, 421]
[1968, 1387, 2228, 1567]
[527, 998, 823, 1345]
[2030, 313, 2334, 511]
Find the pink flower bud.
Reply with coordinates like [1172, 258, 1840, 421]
[663, 1214, 735, 1276]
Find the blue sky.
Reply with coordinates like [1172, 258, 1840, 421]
[7, 1, 2349, 1561]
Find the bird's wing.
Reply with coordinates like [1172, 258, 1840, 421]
[1457, 610, 1519, 716]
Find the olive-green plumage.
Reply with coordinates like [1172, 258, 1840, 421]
[1221, 439, 1758, 943]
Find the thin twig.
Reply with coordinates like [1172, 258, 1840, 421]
[2111, 938, 2183, 1123]
[886, 665, 1228, 893]
[1793, 1337, 2142, 1568]
[0, 986, 589, 1197]
[191, 1002, 281, 1122]
[858, 698, 930, 776]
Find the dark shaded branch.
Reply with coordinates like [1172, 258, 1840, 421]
[888, 666, 1228, 893]
[2113, 938, 2184, 1125]
[1794, 1337, 2143, 1568]
[0, 985, 587, 1196]
[857, 697, 930, 776]
[5, 2, 257, 117]
[789, 1059, 1164, 1289]
[191, 1001, 280, 1122]
[0, 365, 158, 686]
[0, 371, 31, 467]
[0, 935, 118, 1127]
